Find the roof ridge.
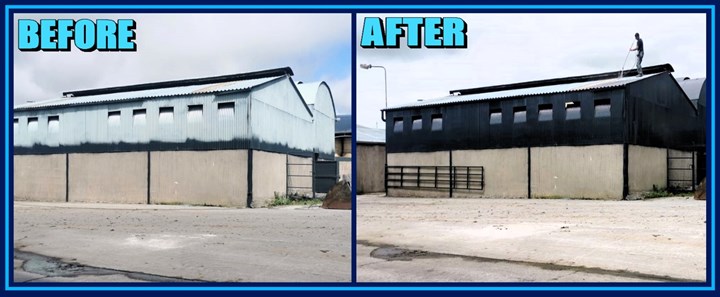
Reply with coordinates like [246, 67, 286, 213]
[62, 67, 293, 98]
[449, 64, 673, 96]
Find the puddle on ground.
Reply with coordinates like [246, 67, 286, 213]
[15, 250, 200, 282]
[363, 242, 702, 282]
[369, 247, 432, 261]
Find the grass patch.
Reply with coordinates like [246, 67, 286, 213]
[156, 202, 222, 207]
[157, 201, 184, 206]
[644, 185, 693, 199]
[267, 192, 322, 207]
[533, 195, 566, 200]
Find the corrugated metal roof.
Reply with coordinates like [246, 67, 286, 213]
[15, 76, 283, 111]
[357, 125, 385, 144]
[386, 73, 659, 111]
[335, 114, 352, 134]
[675, 77, 705, 101]
[295, 81, 322, 105]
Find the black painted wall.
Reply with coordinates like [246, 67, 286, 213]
[624, 73, 700, 149]
[386, 73, 701, 154]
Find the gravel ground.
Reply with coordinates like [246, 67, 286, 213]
[357, 194, 707, 283]
[13, 201, 351, 283]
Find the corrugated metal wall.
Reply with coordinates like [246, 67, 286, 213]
[13, 76, 336, 156]
[312, 83, 337, 158]
[625, 73, 701, 149]
[14, 92, 251, 151]
[249, 77, 317, 155]
[385, 88, 627, 153]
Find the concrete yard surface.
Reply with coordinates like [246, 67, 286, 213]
[357, 195, 707, 283]
[14, 201, 351, 283]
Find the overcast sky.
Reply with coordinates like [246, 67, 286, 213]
[356, 13, 707, 128]
[13, 14, 351, 115]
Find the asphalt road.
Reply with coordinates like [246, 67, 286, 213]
[357, 195, 707, 283]
[13, 201, 351, 283]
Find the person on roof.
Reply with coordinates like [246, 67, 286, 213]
[629, 33, 644, 77]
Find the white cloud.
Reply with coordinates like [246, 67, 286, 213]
[13, 13, 351, 111]
[326, 75, 352, 115]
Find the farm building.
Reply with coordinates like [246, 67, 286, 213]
[356, 125, 385, 194]
[676, 76, 707, 182]
[382, 64, 703, 200]
[334, 114, 353, 181]
[13, 67, 338, 207]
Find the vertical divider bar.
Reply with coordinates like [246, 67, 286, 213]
[385, 164, 388, 193]
[417, 167, 420, 188]
[65, 153, 69, 203]
[692, 151, 696, 191]
[528, 146, 531, 199]
[449, 151, 453, 198]
[147, 150, 151, 205]
[481, 166, 485, 190]
[467, 167, 470, 190]
[666, 148, 670, 189]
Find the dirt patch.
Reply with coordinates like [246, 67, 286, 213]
[357, 194, 706, 281]
[322, 181, 351, 210]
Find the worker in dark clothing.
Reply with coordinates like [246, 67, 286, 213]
[629, 33, 644, 77]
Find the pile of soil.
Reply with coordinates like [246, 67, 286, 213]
[322, 181, 351, 210]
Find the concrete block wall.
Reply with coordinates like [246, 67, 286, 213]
[252, 150, 286, 207]
[339, 160, 352, 182]
[384, 144, 662, 200]
[69, 152, 148, 204]
[454, 148, 528, 198]
[530, 145, 624, 199]
[151, 150, 248, 207]
[628, 145, 667, 193]
[14, 149, 304, 208]
[357, 144, 384, 194]
[14, 154, 66, 202]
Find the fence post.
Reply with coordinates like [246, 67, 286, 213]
[417, 167, 421, 188]
[481, 167, 485, 190]
[312, 154, 316, 200]
[692, 151, 696, 192]
[449, 151, 453, 198]
[666, 148, 670, 189]
[466, 167, 470, 190]
[384, 164, 388, 193]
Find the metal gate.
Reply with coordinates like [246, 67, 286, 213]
[286, 154, 338, 198]
[313, 157, 339, 194]
[667, 150, 696, 191]
[287, 155, 313, 196]
[385, 165, 484, 197]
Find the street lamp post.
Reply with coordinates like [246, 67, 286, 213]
[359, 64, 388, 113]
[360, 63, 390, 195]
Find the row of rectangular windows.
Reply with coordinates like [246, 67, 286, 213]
[393, 99, 611, 133]
[14, 102, 236, 133]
